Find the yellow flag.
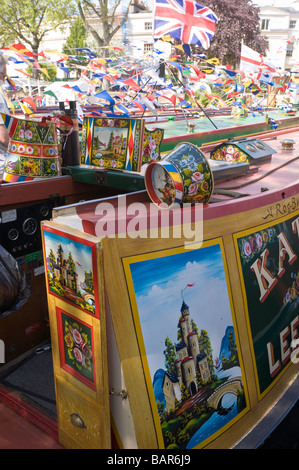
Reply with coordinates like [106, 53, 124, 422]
[206, 57, 220, 65]
[45, 50, 69, 60]
[95, 58, 107, 65]
[19, 102, 35, 116]
[160, 35, 172, 42]
[7, 100, 15, 114]
[174, 44, 184, 52]
[40, 68, 51, 80]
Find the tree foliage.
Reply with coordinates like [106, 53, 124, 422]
[62, 17, 89, 77]
[204, 0, 269, 67]
[75, 0, 133, 57]
[0, 0, 76, 53]
[26, 60, 57, 80]
[163, 336, 177, 374]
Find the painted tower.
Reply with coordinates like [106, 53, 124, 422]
[162, 297, 211, 412]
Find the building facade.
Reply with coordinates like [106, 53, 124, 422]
[259, 2, 299, 72]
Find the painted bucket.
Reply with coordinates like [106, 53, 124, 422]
[1, 114, 61, 182]
[144, 142, 214, 209]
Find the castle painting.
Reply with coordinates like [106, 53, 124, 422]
[42, 227, 99, 317]
[123, 241, 249, 449]
[92, 125, 128, 169]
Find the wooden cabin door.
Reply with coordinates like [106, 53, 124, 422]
[41, 221, 110, 449]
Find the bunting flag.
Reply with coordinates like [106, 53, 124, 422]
[18, 101, 35, 116]
[39, 68, 51, 80]
[2, 36, 293, 122]
[240, 43, 278, 80]
[15, 53, 32, 65]
[57, 62, 69, 74]
[154, 0, 218, 49]
[5, 43, 36, 57]
[33, 60, 41, 69]
[108, 46, 123, 52]
[94, 90, 116, 106]
[174, 44, 191, 56]
[15, 69, 30, 77]
[166, 60, 183, 74]
[122, 78, 142, 91]
[206, 57, 220, 65]
[38, 51, 48, 59]
[7, 56, 24, 64]
[158, 88, 177, 105]
[189, 64, 205, 78]
[74, 48, 97, 59]
[6, 76, 16, 91]
[43, 90, 58, 101]
[21, 97, 37, 112]
[131, 100, 146, 111]
[185, 86, 199, 106]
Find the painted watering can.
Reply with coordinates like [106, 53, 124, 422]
[1, 113, 72, 182]
[144, 142, 214, 209]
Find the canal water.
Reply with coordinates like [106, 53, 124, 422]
[186, 366, 242, 449]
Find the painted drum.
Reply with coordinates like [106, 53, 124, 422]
[144, 142, 214, 209]
[1, 114, 61, 182]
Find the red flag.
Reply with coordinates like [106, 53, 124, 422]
[190, 64, 206, 79]
[8, 43, 36, 57]
[15, 69, 30, 77]
[21, 97, 37, 112]
[123, 78, 141, 91]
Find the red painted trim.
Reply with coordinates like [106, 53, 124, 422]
[203, 181, 299, 221]
[0, 383, 59, 441]
[144, 163, 163, 207]
[0, 175, 97, 207]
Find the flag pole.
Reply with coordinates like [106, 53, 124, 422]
[166, 61, 218, 129]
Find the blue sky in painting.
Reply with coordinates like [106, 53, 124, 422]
[128, 244, 234, 379]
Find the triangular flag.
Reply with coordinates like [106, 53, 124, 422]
[7, 43, 35, 57]
[33, 60, 42, 69]
[94, 90, 116, 106]
[15, 69, 30, 77]
[39, 67, 51, 79]
[122, 78, 141, 91]
[43, 90, 58, 100]
[6, 76, 16, 90]
[21, 97, 37, 112]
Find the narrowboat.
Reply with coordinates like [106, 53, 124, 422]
[0, 108, 298, 450]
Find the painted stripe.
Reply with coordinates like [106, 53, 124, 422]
[3, 172, 35, 182]
[162, 162, 178, 174]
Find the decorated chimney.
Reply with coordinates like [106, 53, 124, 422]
[59, 101, 80, 168]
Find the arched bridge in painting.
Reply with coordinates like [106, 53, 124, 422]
[207, 377, 243, 410]
[83, 294, 95, 305]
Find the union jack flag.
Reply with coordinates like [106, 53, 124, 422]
[154, 0, 218, 49]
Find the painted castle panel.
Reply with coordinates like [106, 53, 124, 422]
[42, 227, 100, 318]
[123, 240, 249, 449]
